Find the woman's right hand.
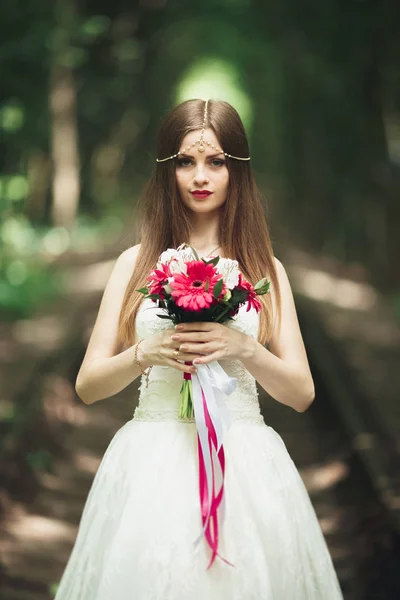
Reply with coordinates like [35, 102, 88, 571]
[136, 329, 199, 374]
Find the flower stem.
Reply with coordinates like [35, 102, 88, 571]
[179, 378, 194, 419]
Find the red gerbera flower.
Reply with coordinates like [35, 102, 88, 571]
[147, 262, 171, 297]
[171, 260, 225, 312]
[237, 273, 262, 312]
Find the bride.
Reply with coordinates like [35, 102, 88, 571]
[54, 98, 344, 599]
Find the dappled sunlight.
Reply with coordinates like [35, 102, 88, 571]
[0, 100, 25, 132]
[386, 493, 400, 511]
[0, 508, 78, 572]
[300, 459, 350, 494]
[176, 57, 253, 130]
[0, 0, 398, 595]
[384, 113, 400, 165]
[42, 374, 88, 427]
[318, 514, 343, 536]
[292, 265, 378, 311]
[73, 451, 101, 475]
[6, 514, 77, 545]
[63, 259, 114, 295]
[13, 315, 66, 351]
[42, 226, 70, 255]
[287, 250, 400, 350]
[353, 432, 377, 451]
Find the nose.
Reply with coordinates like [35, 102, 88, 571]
[193, 163, 209, 185]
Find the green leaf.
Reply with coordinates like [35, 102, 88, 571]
[204, 256, 220, 266]
[189, 245, 199, 260]
[230, 289, 247, 304]
[156, 313, 173, 319]
[213, 278, 223, 298]
[256, 281, 271, 295]
[136, 287, 148, 294]
[254, 277, 267, 290]
[146, 293, 161, 300]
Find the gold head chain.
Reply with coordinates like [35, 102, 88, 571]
[156, 100, 251, 163]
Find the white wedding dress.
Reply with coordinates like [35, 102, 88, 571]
[54, 297, 344, 600]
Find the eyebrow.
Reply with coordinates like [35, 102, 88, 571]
[177, 152, 225, 159]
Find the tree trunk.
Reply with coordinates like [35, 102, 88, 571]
[49, 0, 80, 228]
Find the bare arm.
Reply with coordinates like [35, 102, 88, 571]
[75, 245, 199, 405]
[75, 245, 144, 404]
[166, 257, 315, 413]
[240, 257, 315, 412]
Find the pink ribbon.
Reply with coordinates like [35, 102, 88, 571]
[198, 387, 235, 570]
[189, 362, 237, 570]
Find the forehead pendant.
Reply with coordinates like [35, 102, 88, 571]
[156, 99, 251, 162]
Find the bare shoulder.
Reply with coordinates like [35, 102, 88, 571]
[273, 255, 286, 277]
[269, 254, 307, 363]
[271, 255, 293, 299]
[116, 244, 141, 269]
[121, 244, 141, 260]
[107, 244, 141, 283]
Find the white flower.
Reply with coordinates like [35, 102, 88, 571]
[158, 247, 188, 275]
[169, 259, 187, 275]
[215, 258, 240, 289]
[176, 243, 197, 261]
[159, 248, 180, 264]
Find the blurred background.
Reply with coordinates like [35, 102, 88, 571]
[1, 1, 400, 598]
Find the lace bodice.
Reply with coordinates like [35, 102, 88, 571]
[133, 298, 264, 425]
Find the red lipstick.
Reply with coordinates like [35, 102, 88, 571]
[190, 190, 213, 198]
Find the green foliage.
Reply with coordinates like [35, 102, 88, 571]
[0, 0, 398, 295]
[26, 449, 54, 472]
[49, 582, 60, 597]
[0, 258, 61, 320]
[0, 216, 61, 319]
[0, 213, 124, 319]
[213, 278, 223, 299]
[254, 279, 271, 295]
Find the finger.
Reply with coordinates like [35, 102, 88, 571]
[175, 322, 216, 332]
[192, 351, 221, 365]
[178, 342, 215, 354]
[174, 351, 204, 363]
[166, 358, 197, 374]
[171, 331, 210, 343]
[171, 347, 203, 362]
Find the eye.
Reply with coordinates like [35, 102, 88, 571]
[210, 158, 225, 167]
[176, 157, 192, 167]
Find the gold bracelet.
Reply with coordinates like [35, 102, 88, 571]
[134, 339, 152, 388]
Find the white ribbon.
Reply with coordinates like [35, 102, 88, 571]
[191, 361, 237, 549]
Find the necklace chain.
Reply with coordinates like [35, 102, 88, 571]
[204, 244, 221, 258]
[184, 242, 221, 258]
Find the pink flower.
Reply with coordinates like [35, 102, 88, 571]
[147, 263, 171, 297]
[237, 273, 262, 312]
[171, 260, 225, 311]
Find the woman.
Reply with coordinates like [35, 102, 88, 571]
[54, 99, 343, 599]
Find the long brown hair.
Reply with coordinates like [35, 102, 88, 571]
[117, 99, 281, 349]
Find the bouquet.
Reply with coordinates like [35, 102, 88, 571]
[137, 243, 271, 569]
[137, 243, 270, 418]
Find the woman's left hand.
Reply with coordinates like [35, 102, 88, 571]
[170, 321, 254, 365]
